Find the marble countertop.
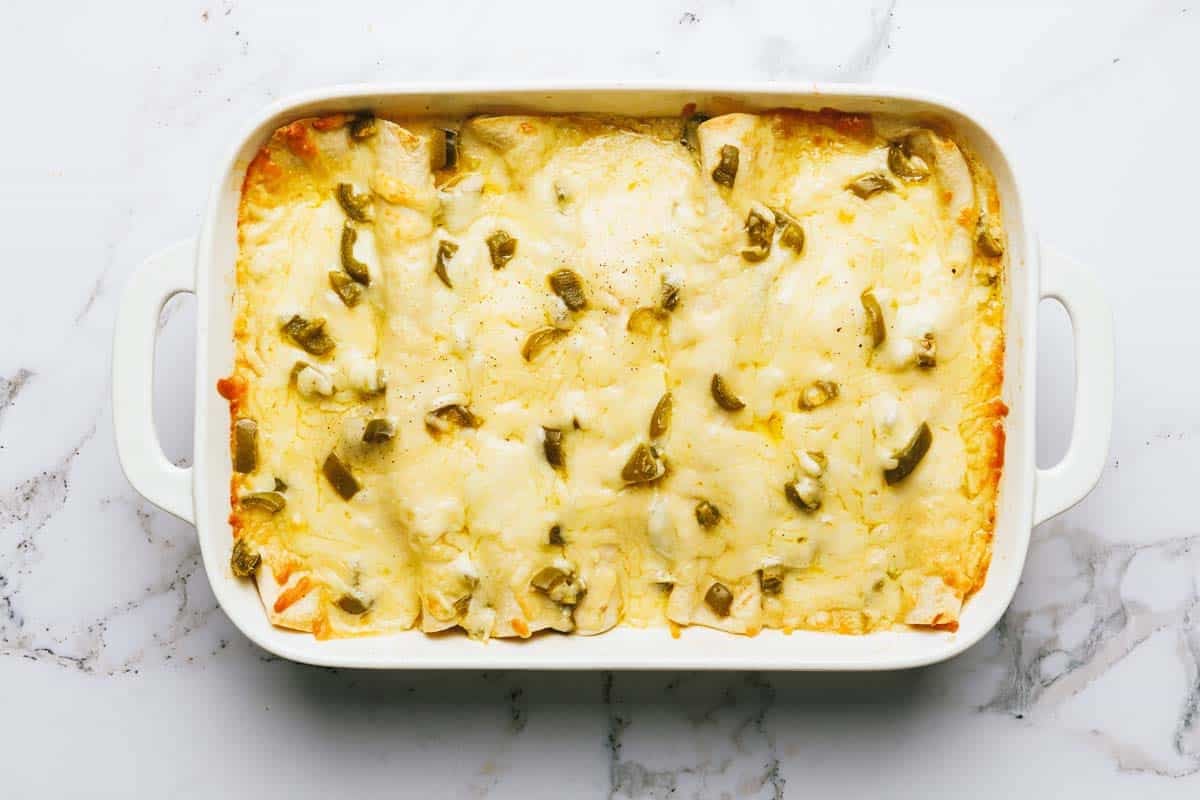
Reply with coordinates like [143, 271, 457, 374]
[2, 0, 1196, 796]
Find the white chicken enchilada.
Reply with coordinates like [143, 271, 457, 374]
[218, 105, 1007, 642]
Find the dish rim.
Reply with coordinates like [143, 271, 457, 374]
[113, 82, 1111, 669]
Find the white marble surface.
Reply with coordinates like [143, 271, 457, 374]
[1, 0, 1196, 796]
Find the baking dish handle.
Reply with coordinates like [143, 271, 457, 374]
[113, 238, 196, 524]
[1034, 244, 1113, 525]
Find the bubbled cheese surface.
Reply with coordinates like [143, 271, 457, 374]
[229, 110, 1006, 640]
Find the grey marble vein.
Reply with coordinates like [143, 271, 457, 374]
[758, 0, 895, 82]
[0, 368, 34, 428]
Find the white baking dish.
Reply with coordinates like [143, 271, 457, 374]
[113, 83, 1112, 670]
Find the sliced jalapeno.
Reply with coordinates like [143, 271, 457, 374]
[916, 333, 937, 369]
[531, 566, 566, 591]
[340, 224, 371, 285]
[627, 306, 668, 335]
[798, 381, 839, 411]
[230, 538, 260, 577]
[884, 421, 932, 485]
[649, 392, 672, 439]
[887, 140, 931, 182]
[681, 109, 710, 154]
[861, 290, 886, 348]
[336, 183, 371, 222]
[742, 207, 775, 263]
[434, 128, 459, 170]
[322, 452, 361, 500]
[704, 582, 733, 616]
[336, 593, 370, 615]
[329, 271, 363, 307]
[660, 277, 681, 311]
[548, 268, 587, 311]
[240, 491, 285, 513]
[487, 230, 517, 269]
[521, 327, 567, 362]
[759, 565, 785, 595]
[621, 443, 667, 485]
[425, 404, 481, 434]
[282, 315, 336, 356]
[774, 208, 805, 254]
[543, 427, 565, 470]
[233, 418, 258, 473]
[434, 240, 458, 288]
[710, 373, 745, 412]
[348, 112, 376, 140]
[976, 214, 1005, 257]
[530, 566, 584, 605]
[785, 477, 822, 512]
[695, 500, 721, 529]
[847, 172, 894, 199]
[362, 418, 396, 444]
[712, 145, 739, 187]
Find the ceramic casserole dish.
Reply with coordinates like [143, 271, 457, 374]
[112, 83, 1113, 670]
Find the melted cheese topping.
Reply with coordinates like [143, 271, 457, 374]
[228, 110, 1006, 640]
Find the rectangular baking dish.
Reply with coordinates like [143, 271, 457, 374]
[113, 83, 1113, 670]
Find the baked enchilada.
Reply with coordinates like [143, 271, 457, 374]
[218, 107, 1007, 641]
